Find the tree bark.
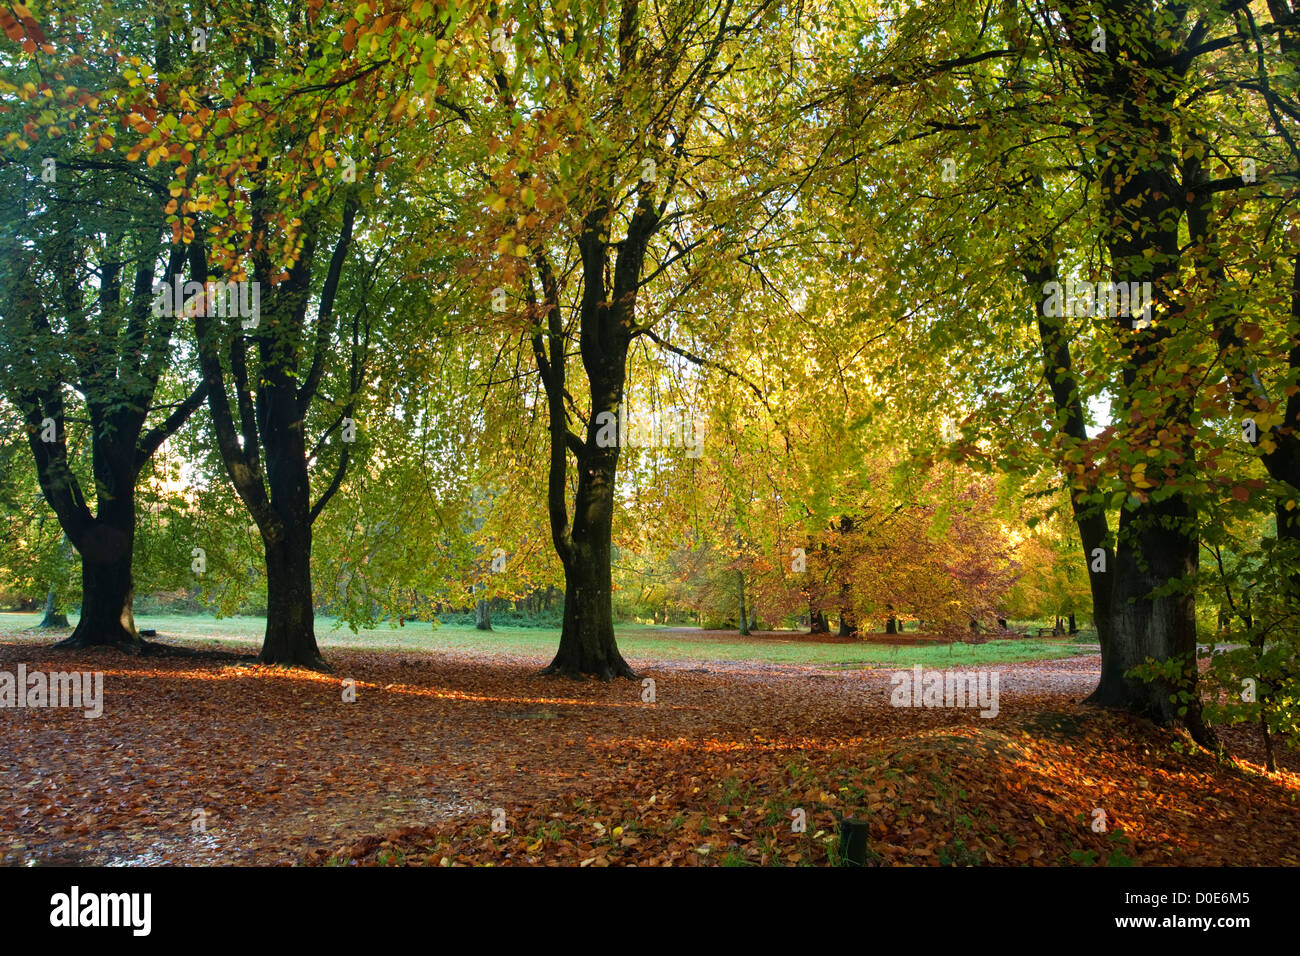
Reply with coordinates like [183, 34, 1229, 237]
[1071, 15, 1213, 745]
[55, 513, 139, 649]
[258, 519, 324, 668]
[538, 400, 639, 678]
[257, 319, 328, 669]
[737, 568, 750, 636]
[1023, 253, 1118, 700]
[1004, 18, 1213, 745]
[38, 533, 72, 628]
[1108, 493, 1205, 725]
[475, 598, 492, 631]
[1260, 713, 1277, 773]
[528, 179, 657, 679]
[47, 445, 144, 651]
[38, 588, 68, 628]
[546, 504, 635, 679]
[522, 0, 740, 676]
[6, 228, 202, 655]
[190, 191, 359, 672]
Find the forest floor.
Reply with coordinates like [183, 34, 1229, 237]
[1, 625, 1297, 867]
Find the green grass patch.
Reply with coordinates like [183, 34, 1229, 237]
[0, 612, 1096, 668]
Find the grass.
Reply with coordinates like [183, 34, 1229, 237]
[0, 611, 1096, 668]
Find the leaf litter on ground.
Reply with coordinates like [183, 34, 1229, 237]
[0, 633, 1295, 867]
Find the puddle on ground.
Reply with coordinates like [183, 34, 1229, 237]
[415, 795, 486, 819]
[106, 833, 223, 867]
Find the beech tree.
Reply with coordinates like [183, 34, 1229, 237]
[806, 0, 1300, 741]
[166, 0, 474, 666]
[0, 4, 208, 649]
[444, 0, 826, 677]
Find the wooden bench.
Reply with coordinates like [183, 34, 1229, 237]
[1035, 626, 1060, 638]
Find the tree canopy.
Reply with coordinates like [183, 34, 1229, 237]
[1, 0, 1298, 763]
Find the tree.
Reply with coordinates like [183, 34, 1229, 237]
[450, 0, 820, 677]
[0, 3, 208, 649]
[175, 0, 471, 666]
[811, 0, 1288, 741]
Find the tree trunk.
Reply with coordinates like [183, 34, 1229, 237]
[1079, 6, 1214, 748]
[56, 556, 138, 649]
[737, 569, 750, 636]
[1023, 239, 1118, 704]
[38, 532, 72, 628]
[1068, 612, 1077, 635]
[529, 194, 653, 680]
[1106, 494, 1210, 736]
[809, 607, 829, 634]
[1260, 713, 1277, 774]
[38, 588, 68, 628]
[885, 615, 899, 635]
[190, 189, 362, 675]
[546, 542, 635, 680]
[258, 435, 329, 669]
[838, 613, 858, 637]
[257, 511, 325, 669]
[475, 598, 492, 631]
[542, 440, 636, 680]
[8, 159, 205, 659]
[53, 503, 141, 650]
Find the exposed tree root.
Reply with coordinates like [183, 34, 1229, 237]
[51, 632, 143, 653]
[540, 656, 640, 681]
[257, 649, 333, 673]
